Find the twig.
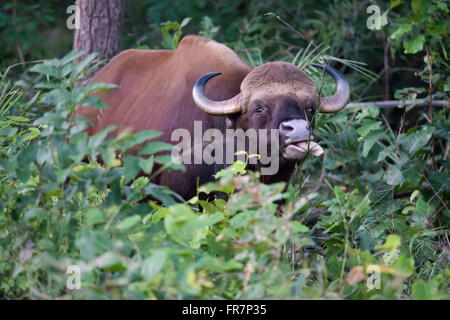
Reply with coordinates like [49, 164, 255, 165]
[325, 173, 343, 182]
[426, 48, 434, 124]
[426, 48, 435, 169]
[3, 60, 46, 78]
[345, 100, 448, 109]
[384, 39, 391, 100]
[311, 151, 327, 193]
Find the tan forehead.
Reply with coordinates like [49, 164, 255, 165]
[247, 85, 317, 101]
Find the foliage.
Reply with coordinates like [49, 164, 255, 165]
[0, 0, 73, 69]
[160, 17, 192, 50]
[2, 0, 449, 102]
[0, 48, 448, 299]
[0, 0, 448, 300]
[0, 53, 184, 298]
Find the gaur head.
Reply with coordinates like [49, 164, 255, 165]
[192, 61, 350, 165]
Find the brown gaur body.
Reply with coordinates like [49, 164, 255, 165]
[75, 35, 350, 199]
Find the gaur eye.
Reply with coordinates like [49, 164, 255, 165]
[255, 106, 264, 113]
[308, 106, 315, 114]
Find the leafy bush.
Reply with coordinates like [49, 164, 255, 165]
[0, 44, 448, 299]
[0, 0, 448, 300]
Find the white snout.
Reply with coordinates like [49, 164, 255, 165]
[279, 119, 323, 159]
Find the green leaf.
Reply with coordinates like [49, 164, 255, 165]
[412, 278, 441, 300]
[400, 126, 434, 155]
[81, 95, 109, 109]
[362, 129, 384, 157]
[83, 82, 118, 95]
[160, 18, 191, 49]
[40, 88, 70, 109]
[357, 119, 382, 136]
[70, 132, 88, 162]
[61, 50, 85, 65]
[30, 63, 60, 78]
[88, 125, 116, 149]
[435, 121, 450, 139]
[180, 17, 192, 28]
[37, 239, 54, 250]
[101, 147, 117, 167]
[74, 52, 99, 75]
[214, 160, 247, 178]
[123, 155, 140, 183]
[389, 1, 403, 10]
[72, 83, 116, 106]
[85, 208, 105, 227]
[292, 221, 309, 233]
[138, 156, 154, 174]
[22, 127, 41, 141]
[401, 206, 416, 215]
[404, 35, 425, 54]
[416, 198, 431, 214]
[390, 23, 412, 40]
[138, 141, 173, 155]
[410, 190, 420, 202]
[376, 234, 401, 251]
[116, 215, 141, 230]
[151, 208, 168, 223]
[17, 144, 38, 166]
[384, 165, 404, 186]
[198, 200, 218, 214]
[164, 204, 208, 248]
[128, 232, 144, 242]
[121, 130, 162, 152]
[7, 116, 29, 123]
[412, 198, 432, 227]
[141, 249, 168, 280]
[392, 255, 414, 277]
[94, 252, 126, 272]
[428, 171, 450, 193]
[24, 208, 47, 221]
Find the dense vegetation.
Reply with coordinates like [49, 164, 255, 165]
[0, 0, 448, 299]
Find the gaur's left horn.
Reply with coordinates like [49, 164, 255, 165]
[311, 63, 350, 113]
[193, 72, 242, 115]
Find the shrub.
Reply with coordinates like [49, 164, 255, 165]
[0, 49, 448, 299]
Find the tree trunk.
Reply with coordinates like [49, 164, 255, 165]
[73, 0, 125, 66]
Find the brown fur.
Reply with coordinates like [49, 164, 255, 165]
[239, 62, 317, 111]
[75, 36, 319, 200]
[75, 36, 251, 199]
[241, 62, 315, 92]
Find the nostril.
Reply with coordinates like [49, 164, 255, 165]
[281, 123, 294, 132]
[280, 119, 311, 141]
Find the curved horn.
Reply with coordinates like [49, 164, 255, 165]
[193, 72, 242, 115]
[311, 63, 350, 113]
